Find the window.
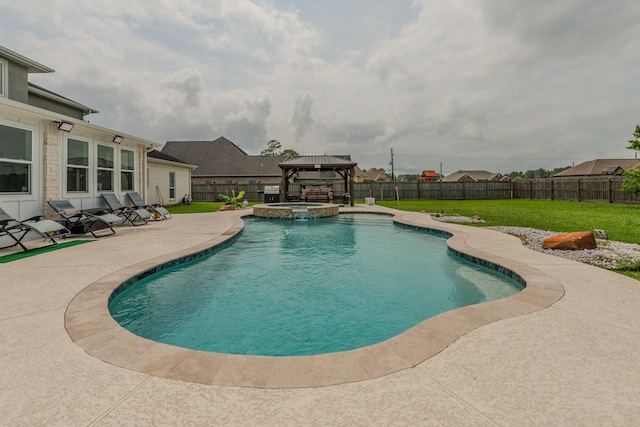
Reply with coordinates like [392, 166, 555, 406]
[0, 124, 32, 193]
[169, 172, 175, 199]
[120, 149, 135, 191]
[67, 138, 89, 192]
[96, 145, 114, 191]
[0, 59, 5, 97]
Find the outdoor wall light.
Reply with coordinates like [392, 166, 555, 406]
[56, 121, 74, 132]
[113, 135, 124, 143]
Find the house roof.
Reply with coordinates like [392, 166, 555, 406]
[421, 170, 438, 177]
[147, 150, 197, 169]
[161, 136, 287, 177]
[442, 170, 503, 182]
[554, 159, 639, 177]
[278, 155, 356, 168]
[28, 82, 99, 115]
[0, 45, 54, 73]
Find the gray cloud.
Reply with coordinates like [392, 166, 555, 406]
[2, 0, 639, 175]
[290, 93, 314, 141]
[222, 95, 273, 151]
[167, 68, 203, 108]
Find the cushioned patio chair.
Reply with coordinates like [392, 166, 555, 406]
[126, 192, 172, 220]
[102, 193, 153, 226]
[47, 200, 122, 238]
[0, 206, 70, 252]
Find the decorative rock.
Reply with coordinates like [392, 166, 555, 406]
[542, 231, 597, 250]
[219, 205, 236, 211]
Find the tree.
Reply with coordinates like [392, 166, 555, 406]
[259, 140, 299, 156]
[260, 139, 282, 156]
[622, 124, 640, 193]
[626, 125, 640, 150]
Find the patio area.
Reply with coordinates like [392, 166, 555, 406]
[1, 206, 639, 426]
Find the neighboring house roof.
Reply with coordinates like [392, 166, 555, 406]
[0, 45, 54, 73]
[28, 82, 99, 115]
[442, 170, 509, 182]
[364, 168, 389, 182]
[554, 159, 639, 177]
[147, 150, 197, 169]
[421, 170, 438, 177]
[161, 136, 287, 177]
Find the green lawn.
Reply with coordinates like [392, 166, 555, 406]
[167, 199, 640, 279]
[376, 199, 640, 244]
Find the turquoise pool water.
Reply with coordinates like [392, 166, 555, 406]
[109, 214, 523, 356]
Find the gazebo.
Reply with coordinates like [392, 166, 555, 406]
[278, 155, 357, 206]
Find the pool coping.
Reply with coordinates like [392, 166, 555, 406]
[65, 206, 565, 388]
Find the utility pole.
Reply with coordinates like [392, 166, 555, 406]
[390, 148, 395, 181]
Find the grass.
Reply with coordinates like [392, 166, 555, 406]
[0, 239, 93, 263]
[375, 199, 640, 245]
[165, 201, 260, 214]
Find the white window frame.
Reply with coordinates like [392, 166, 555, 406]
[169, 171, 176, 200]
[65, 137, 91, 194]
[120, 148, 136, 192]
[0, 122, 33, 194]
[0, 59, 6, 98]
[96, 144, 115, 192]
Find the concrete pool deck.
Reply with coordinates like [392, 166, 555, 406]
[1, 205, 639, 425]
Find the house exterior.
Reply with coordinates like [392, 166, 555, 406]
[0, 44, 160, 221]
[553, 159, 639, 178]
[417, 170, 438, 182]
[161, 137, 288, 185]
[442, 170, 510, 182]
[353, 166, 390, 182]
[147, 150, 197, 206]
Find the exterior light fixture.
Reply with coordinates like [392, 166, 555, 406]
[56, 121, 74, 132]
[113, 135, 123, 143]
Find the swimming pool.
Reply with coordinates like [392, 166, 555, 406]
[109, 214, 523, 356]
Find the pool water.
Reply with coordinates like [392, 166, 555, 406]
[109, 214, 523, 356]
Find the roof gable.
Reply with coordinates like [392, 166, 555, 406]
[0, 45, 54, 73]
[554, 159, 639, 177]
[161, 137, 285, 177]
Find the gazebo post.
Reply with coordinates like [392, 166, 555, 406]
[281, 169, 287, 202]
[349, 167, 355, 206]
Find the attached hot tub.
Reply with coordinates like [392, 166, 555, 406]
[252, 203, 339, 219]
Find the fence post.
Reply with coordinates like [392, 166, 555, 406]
[576, 179, 580, 202]
[608, 178, 613, 203]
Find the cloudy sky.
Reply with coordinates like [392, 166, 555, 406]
[1, 0, 639, 175]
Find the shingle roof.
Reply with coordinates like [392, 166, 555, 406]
[442, 170, 501, 182]
[147, 150, 193, 166]
[161, 136, 286, 177]
[554, 159, 639, 177]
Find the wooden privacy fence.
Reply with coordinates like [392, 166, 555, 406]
[191, 176, 639, 204]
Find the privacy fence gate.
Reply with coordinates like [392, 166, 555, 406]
[191, 176, 639, 204]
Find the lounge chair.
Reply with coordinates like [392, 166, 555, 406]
[102, 193, 153, 226]
[47, 200, 122, 238]
[0, 206, 70, 251]
[126, 192, 172, 220]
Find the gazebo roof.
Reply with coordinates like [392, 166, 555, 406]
[278, 155, 357, 169]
